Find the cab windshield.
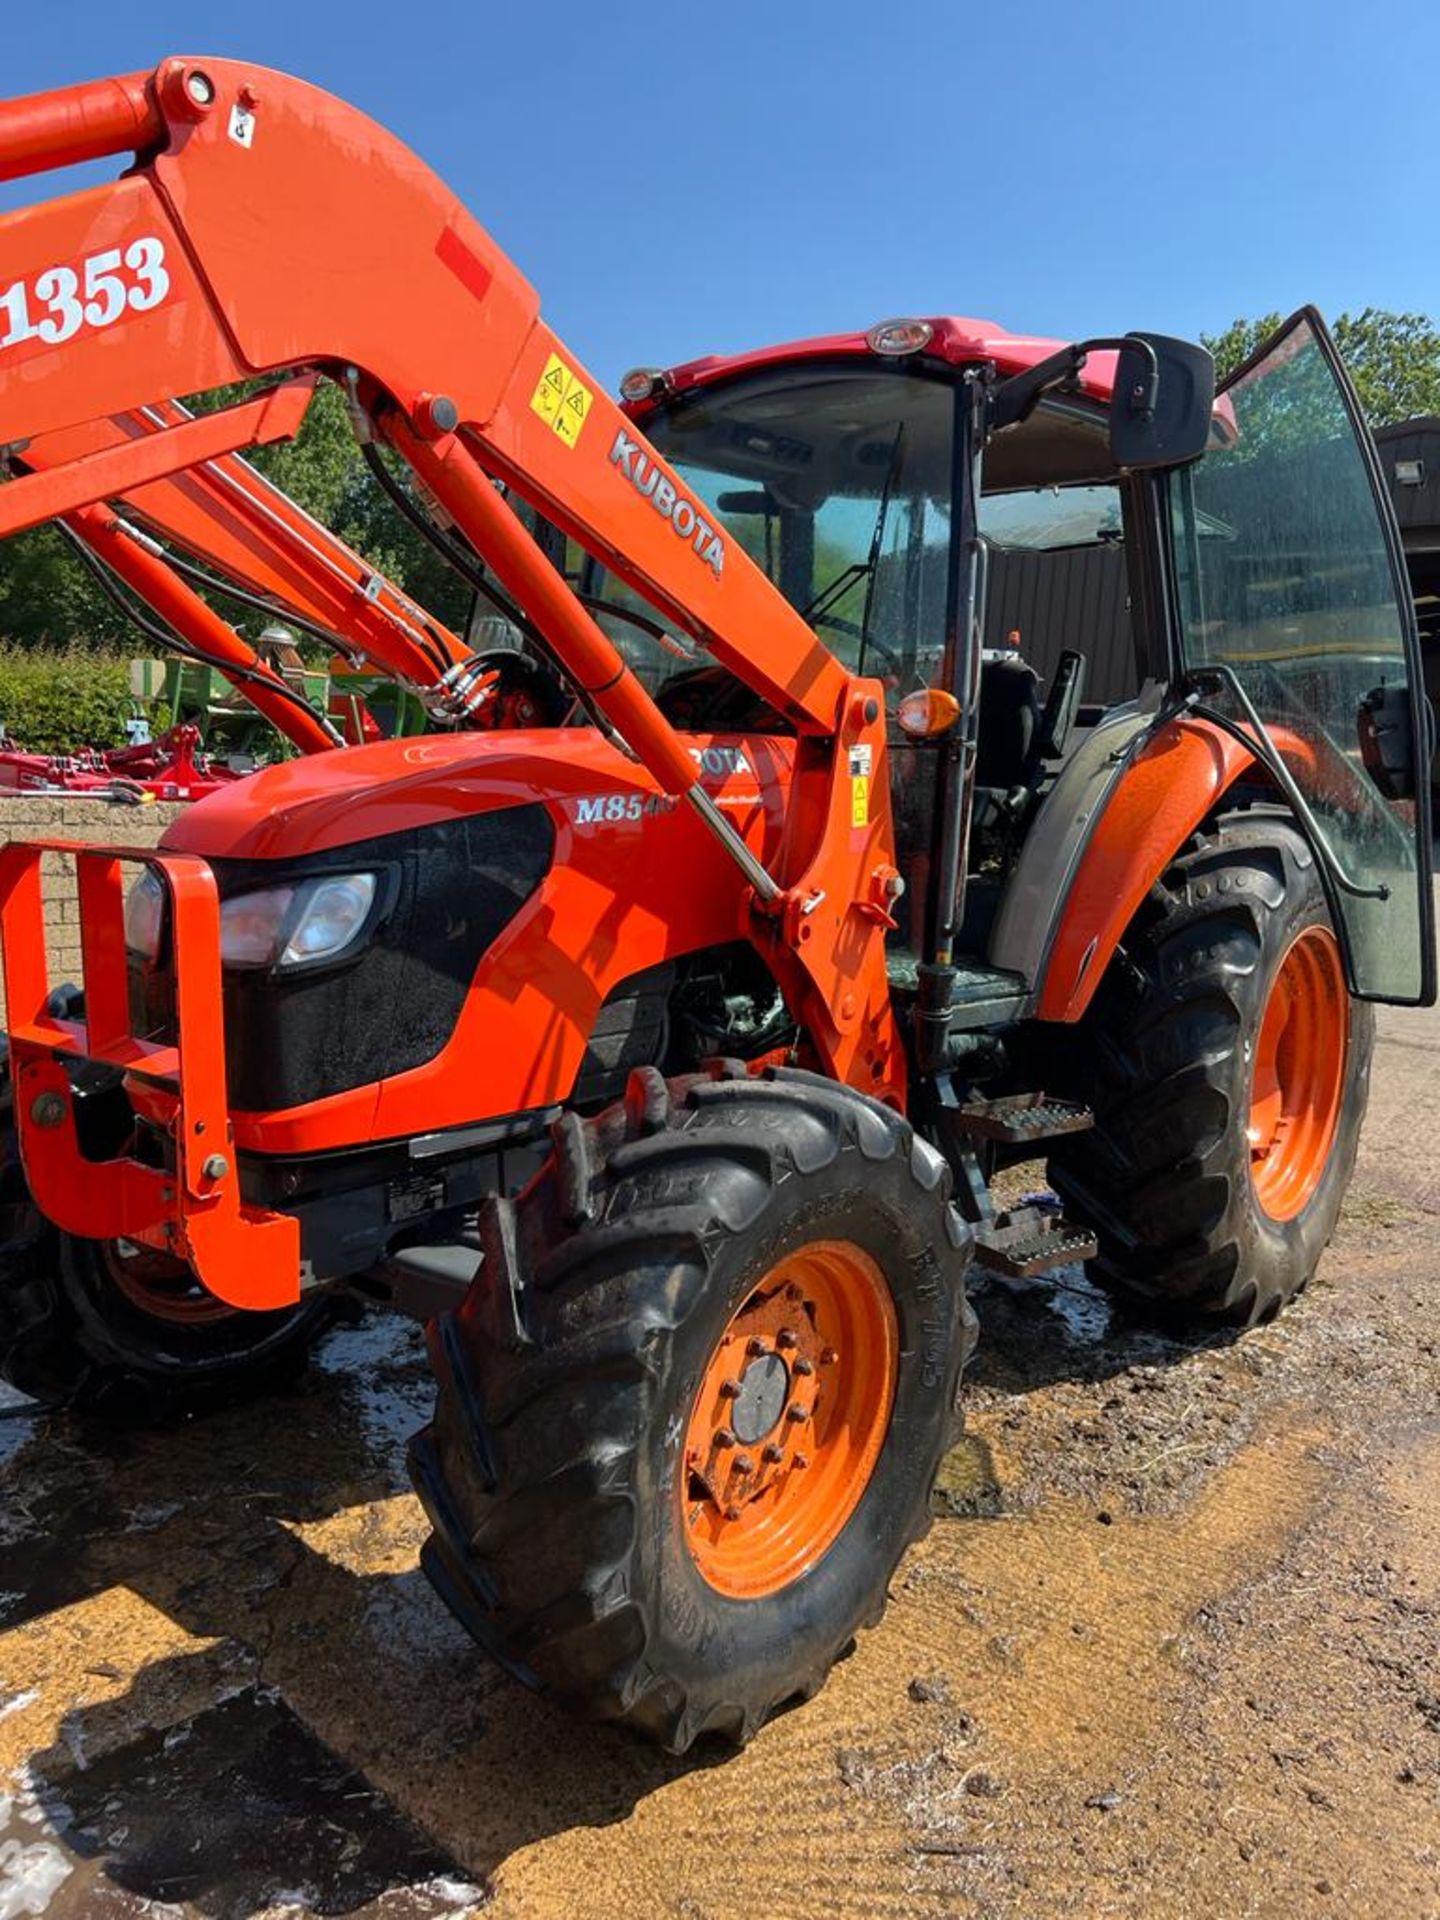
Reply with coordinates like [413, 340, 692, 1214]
[586, 366, 958, 699]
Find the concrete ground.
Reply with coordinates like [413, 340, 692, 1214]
[1, 962, 1438, 1916]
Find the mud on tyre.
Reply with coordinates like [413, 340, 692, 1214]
[409, 1063, 977, 1753]
[1049, 812, 1373, 1327]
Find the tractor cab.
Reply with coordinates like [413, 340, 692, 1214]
[589, 313, 1433, 1019]
[579, 332, 1124, 982]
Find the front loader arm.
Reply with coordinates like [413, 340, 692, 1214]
[0, 58, 847, 743]
[0, 57, 906, 1318]
[0, 57, 900, 1141]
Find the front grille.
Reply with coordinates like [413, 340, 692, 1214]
[129, 804, 553, 1113]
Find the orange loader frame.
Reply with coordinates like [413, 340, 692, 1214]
[0, 58, 903, 1306]
[0, 838, 298, 1305]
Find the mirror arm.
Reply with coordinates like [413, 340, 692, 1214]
[989, 335, 1157, 433]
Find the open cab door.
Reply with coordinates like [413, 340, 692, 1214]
[1171, 307, 1435, 1005]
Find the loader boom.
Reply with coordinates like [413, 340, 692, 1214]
[0, 52, 904, 1178]
[0, 58, 849, 767]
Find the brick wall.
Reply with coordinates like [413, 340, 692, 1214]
[0, 795, 186, 1024]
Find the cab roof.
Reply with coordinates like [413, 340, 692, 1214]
[637, 318, 1121, 408]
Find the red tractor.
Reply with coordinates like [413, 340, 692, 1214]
[0, 59, 1430, 1751]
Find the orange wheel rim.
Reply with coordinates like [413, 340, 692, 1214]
[1247, 924, 1348, 1222]
[681, 1239, 898, 1600]
[102, 1239, 234, 1325]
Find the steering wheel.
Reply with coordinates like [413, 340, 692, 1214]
[812, 610, 903, 680]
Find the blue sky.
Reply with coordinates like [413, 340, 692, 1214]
[4, 0, 1438, 390]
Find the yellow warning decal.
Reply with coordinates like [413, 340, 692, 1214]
[851, 775, 869, 828]
[530, 352, 593, 449]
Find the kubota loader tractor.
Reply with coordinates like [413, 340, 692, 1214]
[0, 59, 1432, 1751]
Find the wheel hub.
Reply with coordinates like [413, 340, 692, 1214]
[681, 1239, 898, 1599]
[730, 1351, 790, 1445]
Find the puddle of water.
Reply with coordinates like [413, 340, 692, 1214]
[0, 1777, 74, 1920]
[9, 1685, 486, 1919]
[0, 1386, 38, 1473]
[1039, 1268, 1113, 1345]
[313, 1317, 436, 1473]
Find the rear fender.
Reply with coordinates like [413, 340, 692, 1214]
[1035, 715, 1255, 1022]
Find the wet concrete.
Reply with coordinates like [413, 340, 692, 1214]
[2, 995, 1439, 1915]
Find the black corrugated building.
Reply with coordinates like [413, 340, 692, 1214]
[1374, 417, 1440, 716]
[982, 543, 1135, 704]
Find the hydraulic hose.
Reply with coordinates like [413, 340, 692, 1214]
[57, 521, 343, 748]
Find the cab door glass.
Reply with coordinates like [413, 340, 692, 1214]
[1171, 309, 1432, 1003]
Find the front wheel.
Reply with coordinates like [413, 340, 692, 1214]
[409, 1064, 976, 1752]
[1049, 814, 1374, 1327]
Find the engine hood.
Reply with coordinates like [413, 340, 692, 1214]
[160, 726, 767, 861]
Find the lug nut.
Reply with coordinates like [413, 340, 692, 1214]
[820, 1346, 839, 1365]
[719, 1377, 742, 1399]
[776, 1328, 799, 1351]
[725, 1504, 742, 1521]
[785, 1403, 808, 1424]
[794, 1453, 811, 1471]
[762, 1443, 785, 1465]
[734, 1453, 755, 1474]
[746, 1336, 768, 1357]
[793, 1356, 815, 1377]
[713, 1428, 735, 1449]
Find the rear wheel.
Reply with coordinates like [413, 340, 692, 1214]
[1049, 815, 1373, 1326]
[0, 1063, 339, 1417]
[409, 1064, 976, 1751]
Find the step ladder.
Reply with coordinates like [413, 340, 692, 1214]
[949, 1091, 1094, 1146]
[938, 1088, 1100, 1279]
[973, 1205, 1098, 1279]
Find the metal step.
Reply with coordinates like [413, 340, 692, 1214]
[973, 1205, 1098, 1279]
[952, 1092, 1094, 1146]
[382, 1233, 481, 1321]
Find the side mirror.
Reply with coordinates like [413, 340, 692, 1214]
[1108, 333, 1215, 470]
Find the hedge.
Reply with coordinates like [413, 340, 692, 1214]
[0, 646, 156, 755]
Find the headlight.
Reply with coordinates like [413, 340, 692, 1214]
[220, 871, 379, 971]
[124, 866, 166, 961]
[221, 885, 297, 967]
[280, 874, 378, 966]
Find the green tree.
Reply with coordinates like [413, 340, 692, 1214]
[0, 524, 133, 649]
[1204, 308, 1440, 428]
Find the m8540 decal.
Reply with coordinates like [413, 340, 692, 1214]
[0, 237, 171, 352]
[570, 749, 757, 826]
[572, 792, 677, 825]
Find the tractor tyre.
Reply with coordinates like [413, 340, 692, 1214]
[409, 1063, 976, 1752]
[0, 1062, 339, 1418]
[1048, 814, 1373, 1328]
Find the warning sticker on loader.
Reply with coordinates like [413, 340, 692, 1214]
[530, 352, 593, 448]
[849, 744, 871, 826]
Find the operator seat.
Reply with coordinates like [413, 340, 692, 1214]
[972, 646, 1043, 832]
